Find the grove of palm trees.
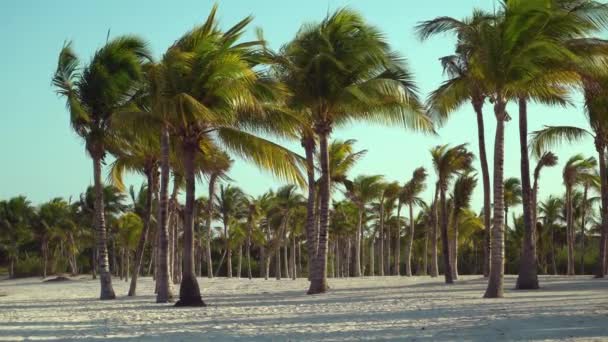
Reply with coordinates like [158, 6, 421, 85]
[2, 1, 608, 340]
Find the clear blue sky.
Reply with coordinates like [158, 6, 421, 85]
[0, 0, 594, 215]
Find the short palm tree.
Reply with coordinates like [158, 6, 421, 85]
[431, 144, 474, 284]
[344, 175, 384, 277]
[562, 155, 597, 275]
[52, 37, 151, 299]
[215, 184, 247, 278]
[399, 167, 427, 276]
[450, 173, 477, 279]
[539, 196, 564, 275]
[504, 178, 523, 231]
[281, 8, 431, 294]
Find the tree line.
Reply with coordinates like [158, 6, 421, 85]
[2, 0, 608, 306]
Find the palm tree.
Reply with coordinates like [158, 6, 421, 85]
[152, 6, 305, 306]
[0, 197, 34, 278]
[399, 167, 427, 276]
[504, 178, 523, 232]
[531, 152, 559, 229]
[215, 184, 247, 278]
[52, 36, 151, 299]
[450, 173, 477, 279]
[431, 144, 474, 284]
[562, 155, 597, 275]
[539, 196, 564, 275]
[344, 175, 384, 277]
[417, 9, 493, 278]
[578, 171, 600, 274]
[281, 8, 431, 294]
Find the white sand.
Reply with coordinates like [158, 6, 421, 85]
[0, 275, 607, 341]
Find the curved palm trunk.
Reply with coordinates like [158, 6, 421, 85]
[596, 139, 608, 278]
[484, 100, 506, 298]
[473, 99, 492, 278]
[516, 98, 539, 290]
[439, 184, 453, 284]
[92, 154, 116, 300]
[175, 144, 205, 307]
[379, 197, 385, 276]
[405, 203, 414, 276]
[566, 187, 575, 276]
[395, 203, 402, 276]
[430, 185, 439, 277]
[128, 169, 155, 296]
[223, 218, 232, 278]
[156, 126, 173, 303]
[355, 206, 363, 277]
[532, 162, 541, 272]
[308, 130, 330, 294]
[302, 138, 317, 279]
[580, 184, 588, 274]
[247, 207, 253, 280]
[205, 174, 217, 278]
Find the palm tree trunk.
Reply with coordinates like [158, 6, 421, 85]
[291, 235, 297, 280]
[516, 97, 539, 290]
[206, 174, 217, 278]
[336, 238, 340, 277]
[439, 184, 453, 284]
[451, 212, 459, 280]
[247, 208, 253, 280]
[308, 129, 330, 294]
[395, 203, 402, 276]
[386, 213, 391, 275]
[405, 203, 414, 276]
[566, 187, 575, 276]
[596, 139, 608, 278]
[283, 232, 289, 278]
[355, 207, 363, 276]
[580, 184, 588, 274]
[302, 137, 317, 279]
[379, 197, 385, 276]
[369, 235, 375, 276]
[551, 224, 557, 275]
[431, 185, 439, 277]
[484, 100, 507, 298]
[156, 126, 173, 303]
[175, 143, 205, 307]
[92, 154, 116, 300]
[422, 223, 428, 276]
[473, 99, 492, 278]
[275, 245, 281, 280]
[128, 169, 155, 296]
[237, 244, 242, 278]
[223, 218, 232, 278]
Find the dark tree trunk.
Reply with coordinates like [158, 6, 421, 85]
[206, 174, 217, 278]
[566, 187, 575, 276]
[439, 184, 453, 284]
[484, 99, 506, 298]
[92, 154, 116, 300]
[247, 206, 253, 280]
[395, 203, 402, 276]
[450, 210, 459, 280]
[355, 206, 363, 276]
[128, 168, 155, 296]
[405, 203, 414, 276]
[175, 143, 205, 307]
[308, 129, 330, 294]
[379, 196, 385, 276]
[156, 126, 173, 303]
[302, 137, 317, 279]
[516, 97, 539, 290]
[596, 139, 607, 278]
[430, 185, 439, 277]
[473, 99, 492, 278]
[580, 184, 588, 274]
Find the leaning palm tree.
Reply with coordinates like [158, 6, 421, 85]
[399, 167, 427, 276]
[531, 152, 559, 229]
[431, 144, 474, 284]
[562, 155, 597, 275]
[52, 37, 151, 300]
[281, 8, 431, 294]
[450, 173, 477, 279]
[344, 175, 384, 277]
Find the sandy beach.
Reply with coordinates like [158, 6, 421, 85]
[0, 275, 606, 341]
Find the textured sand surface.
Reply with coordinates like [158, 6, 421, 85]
[0, 275, 607, 341]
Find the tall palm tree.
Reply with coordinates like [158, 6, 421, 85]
[281, 8, 431, 294]
[344, 175, 384, 277]
[450, 173, 477, 280]
[431, 144, 474, 284]
[562, 155, 597, 275]
[539, 196, 565, 275]
[417, 9, 493, 278]
[52, 37, 151, 299]
[153, 6, 304, 306]
[578, 171, 600, 274]
[531, 152, 559, 230]
[504, 178, 523, 232]
[399, 167, 427, 276]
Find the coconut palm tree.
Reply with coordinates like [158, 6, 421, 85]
[281, 8, 431, 294]
[344, 175, 384, 277]
[450, 173, 477, 280]
[399, 167, 427, 276]
[431, 144, 474, 284]
[562, 155, 597, 275]
[504, 178, 523, 232]
[417, 9, 494, 278]
[52, 36, 151, 299]
[0, 197, 34, 278]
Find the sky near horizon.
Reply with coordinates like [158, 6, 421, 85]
[0, 0, 596, 217]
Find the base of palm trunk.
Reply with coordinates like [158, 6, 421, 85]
[175, 274, 206, 307]
[307, 278, 328, 295]
[99, 274, 116, 300]
[483, 281, 504, 298]
[515, 271, 539, 290]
